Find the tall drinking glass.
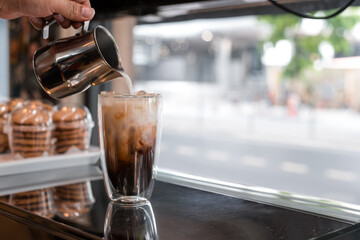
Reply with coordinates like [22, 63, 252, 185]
[98, 91, 162, 203]
[104, 201, 158, 240]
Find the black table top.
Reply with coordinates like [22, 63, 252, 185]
[0, 179, 355, 240]
[55, 180, 351, 240]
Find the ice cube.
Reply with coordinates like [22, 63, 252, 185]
[136, 90, 147, 96]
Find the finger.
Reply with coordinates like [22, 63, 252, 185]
[44, 16, 53, 21]
[60, 18, 72, 29]
[0, 12, 22, 20]
[53, 13, 64, 23]
[53, 13, 72, 29]
[74, 0, 91, 7]
[28, 17, 45, 30]
[50, 1, 95, 22]
[72, 21, 83, 29]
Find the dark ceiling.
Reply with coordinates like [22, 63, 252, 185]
[91, 0, 360, 23]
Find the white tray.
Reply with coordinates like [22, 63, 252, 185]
[0, 165, 103, 195]
[0, 146, 101, 177]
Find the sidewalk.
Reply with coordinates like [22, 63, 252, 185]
[159, 108, 360, 206]
[162, 106, 360, 153]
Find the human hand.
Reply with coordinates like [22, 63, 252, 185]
[0, 0, 95, 30]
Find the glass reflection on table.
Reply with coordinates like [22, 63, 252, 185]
[104, 201, 158, 240]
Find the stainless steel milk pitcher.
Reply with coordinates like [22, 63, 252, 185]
[33, 21, 125, 99]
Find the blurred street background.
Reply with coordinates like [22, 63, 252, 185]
[133, 9, 360, 206]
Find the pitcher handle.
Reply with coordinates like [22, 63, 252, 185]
[43, 19, 90, 39]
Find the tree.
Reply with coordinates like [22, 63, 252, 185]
[258, 8, 360, 81]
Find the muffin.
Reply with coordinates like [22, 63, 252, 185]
[54, 181, 95, 218]
[10, 188, 55, 218]
[52, 105, 93, 154]
[0, 103, 10, 153]
[7, 103, 53, 158]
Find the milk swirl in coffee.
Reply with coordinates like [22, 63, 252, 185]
[99, 75, 161, 201]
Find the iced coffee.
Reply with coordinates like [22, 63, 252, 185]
[98, 91, 162, 203]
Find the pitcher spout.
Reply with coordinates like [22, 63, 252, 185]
[92, 69, 123, 86]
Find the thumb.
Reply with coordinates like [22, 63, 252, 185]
[51, 1, 95, 22]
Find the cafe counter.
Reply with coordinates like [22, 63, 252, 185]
[0, 164, 358, 240]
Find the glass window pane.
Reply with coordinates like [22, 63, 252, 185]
[132, 6, 360, 208]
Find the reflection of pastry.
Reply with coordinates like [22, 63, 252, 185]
[10, 104, 52, 158]
[0, 195, 9, 203]
[11, 188, 55, 218]
[53, 106, 91, 153]
[0, 103, 10, 153]
[54, 182, 95, 217]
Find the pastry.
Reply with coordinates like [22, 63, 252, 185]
[52, 105, 93, 153]
[9, 103, 53, 158]
[7, 98, 24, 112]
[27, 100, 53, 111]
[0, 103, 10, 153]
